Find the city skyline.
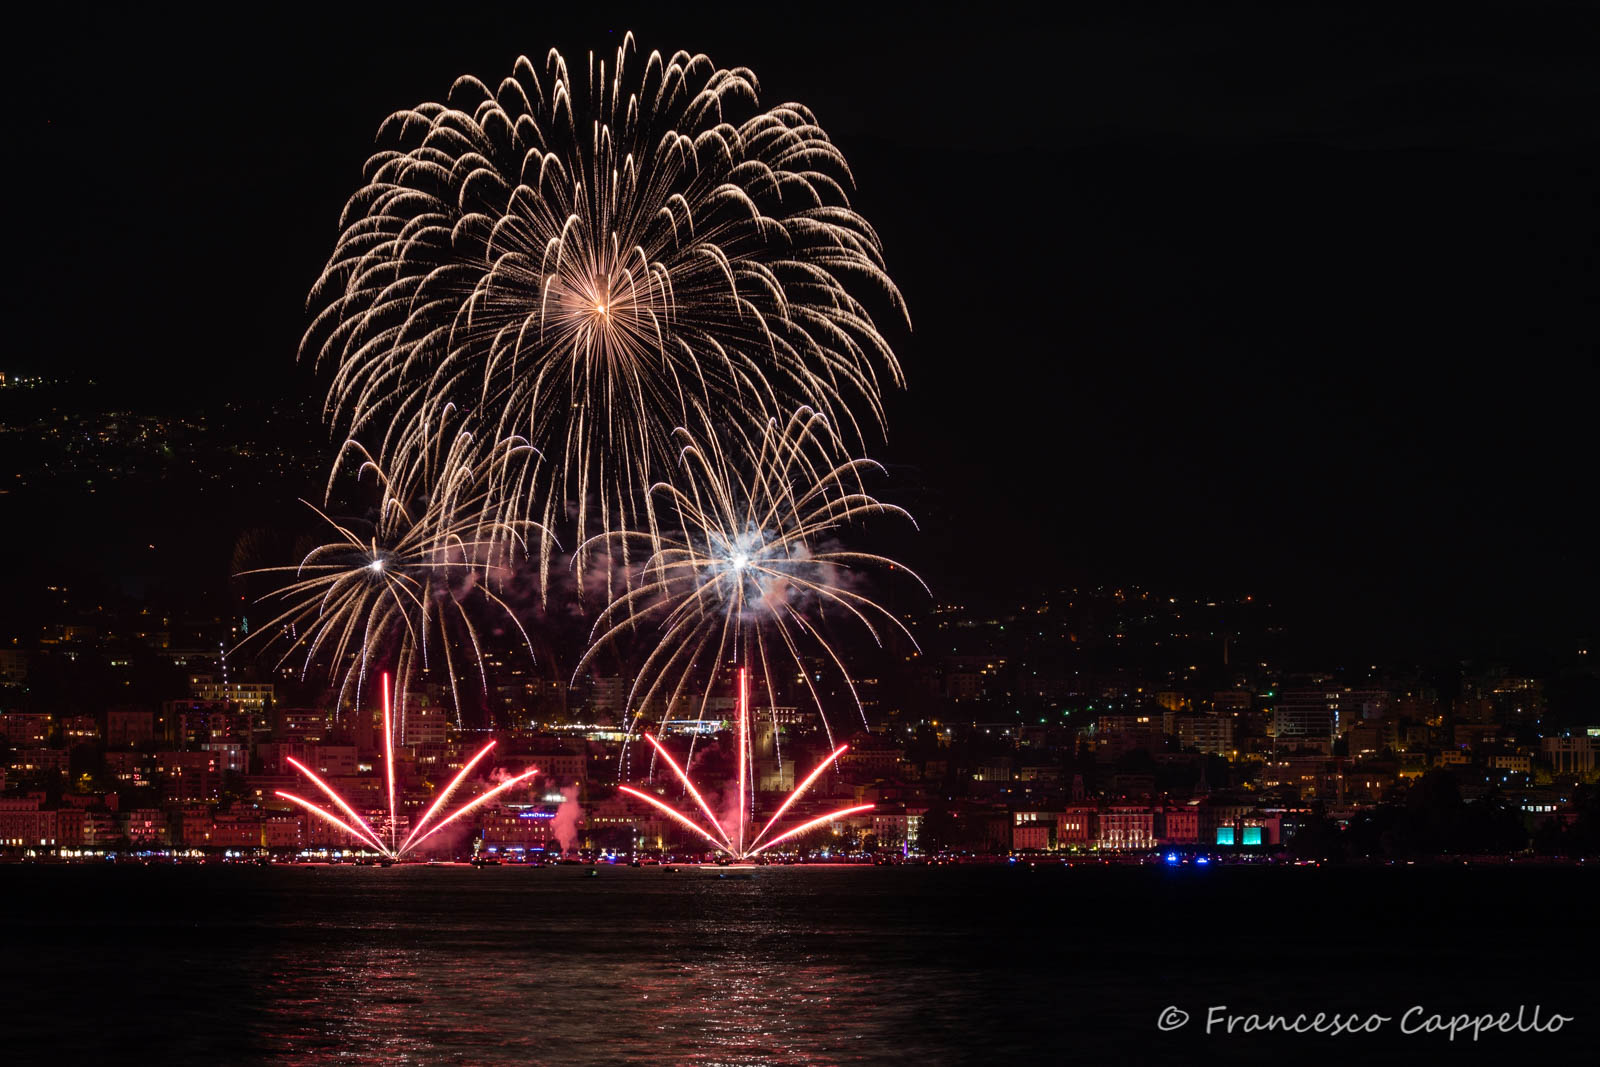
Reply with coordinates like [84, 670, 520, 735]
[2, 8, 1598, 1063]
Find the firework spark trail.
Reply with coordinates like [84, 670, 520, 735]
[747, 804, 876, 857]
[736, 666, 748, 855]
[642, 734, 734, 850]
[277, 673, 539, 860]
[747, 744, 849, 851]
[383, 672, 397, 851]
[620, 675, 872, 861]
[282, 757, 388, 851]
[618, 785, 734, 853]
[275, 788, 389, 855]
[397, 741, 499, 854]
[577, 407, 925, 762]
[405, 768, 543, 853]
[302, 33, 907, 580]
[255, 37, 923, 824]
[236, 411, 545, 723]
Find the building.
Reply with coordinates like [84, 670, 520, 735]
[256, 743, 357, 777]
[188, 677, 274, 733]
[481, 809, 553, 851]
[586, 676, 625, 720]
[1203, 804, 1283, 847]
[171, 808, 212, 847]
[1176, 714, 1236, 756]
[163, 701, 238, 748]
[1093, 714, 1165, 761]
[1273, 688, 1387, 748]
[1260, 756, 1348, 800]
[8, 749, 68, 778]
[201, 741, 247, 774]
[0, 648, 29, 682]
[272, 708, 328, 743]
[1, 712, 53, 746]
[61, 715, 100, 744]
[150, 751, 222, 803]
[1212, 690, 1253, 713]
[1012, 822, 1051, 851]
[0, 798, 61, 848]
[400, 699, 449, 746]
[1159, 805, 1201, 844]
[1098, 805, 1157, 850]
[1056, 805, 1097, 847]
[1542, 736, 1595, 776]
[209, 814, 266, 849]
[757, 758, 795, 793]
[118, 809, 169, 846]
[1272, 690, 1336, 747]
[1488, 677, 1545, 723]
[842, 737, 903, 777]
[104, 707, 156, 747]
[262, 816, 300, 849]
[872, 807, 923, 851]
[53, 808, 86, 847]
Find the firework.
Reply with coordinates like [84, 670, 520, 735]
[301, 33, 907, 576]
[576, 407, 925, 756]
[618, 668, 873, 860]
[275, 672, 541, 860]
[237, 407, 544, 721]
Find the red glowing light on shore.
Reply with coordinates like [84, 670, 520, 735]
[736, 667, 748, 855]
[623, 670, 872, 859]
[642, 735, 733, 851]
[382, 672, 397, 852]
[618, 785, 734, 852]
[396, 740, 497, 854]
[277, 671, 538, 859]
[749, 744, 849, 848]
[748, 804, 876, 856]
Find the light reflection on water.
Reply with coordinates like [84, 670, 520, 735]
[248, 870, 947, 1062]
[2, 864, 1594, 1065]
[246, 866, 953, 1065]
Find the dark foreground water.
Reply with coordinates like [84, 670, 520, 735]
[0, 864, 1594, 1065]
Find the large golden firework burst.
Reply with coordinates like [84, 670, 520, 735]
[303, 33, 908, 586]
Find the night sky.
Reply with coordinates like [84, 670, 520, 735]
[7, 3, 1596, 663]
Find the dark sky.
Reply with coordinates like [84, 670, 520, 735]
[6, 3, 1597, 663]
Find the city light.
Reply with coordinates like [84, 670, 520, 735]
[273, 673, 539, 860]
[620, 669, 873, 861]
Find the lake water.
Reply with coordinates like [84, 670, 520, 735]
[0, 863, 1592, 1064]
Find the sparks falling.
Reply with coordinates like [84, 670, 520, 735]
[301, 32, 907, 578]
[274, 672, 540, 860]
[237, 407, 544, 721]
[577, 407, 926, 756]
[618, 668, 873, 860]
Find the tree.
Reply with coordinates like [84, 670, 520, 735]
[918, 801, 959, 855]
[1286, 808, 1344, 861]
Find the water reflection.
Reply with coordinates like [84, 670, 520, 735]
[12, 864, 1571, 1064]
[242, 868, 939, 1065]
[622, 953, 886, 1065]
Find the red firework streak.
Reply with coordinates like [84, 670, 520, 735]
[618, 667, 874, 860]
[275, 672, 540, 860]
